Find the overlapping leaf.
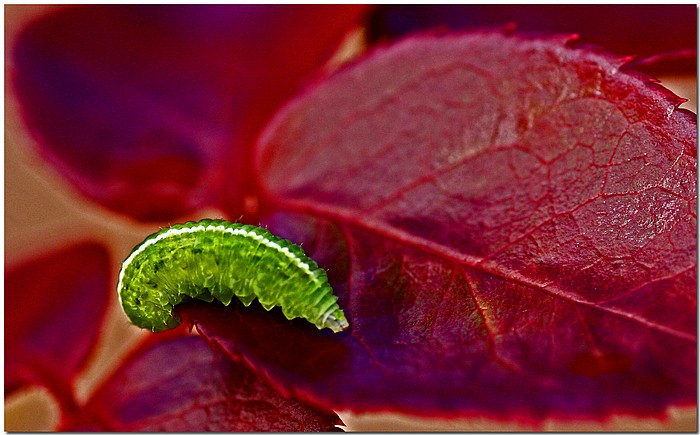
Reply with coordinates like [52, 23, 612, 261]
[184, 32, 697, 422]
[6, 242, 111, 406]
[61, 333, 342, 431]
[11, 5, 368, 221]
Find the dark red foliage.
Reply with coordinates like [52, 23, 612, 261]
[11, 5, 368, 222]
[367, 5, 697, 74]
[7, 5, 697, 429]
[61, 332, 342, 431]
[5, 242, 111, 409]
[184, 32, 697, 422]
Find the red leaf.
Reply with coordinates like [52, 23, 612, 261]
[187, 32, 697, 422]
[10, 5, 368, 222]
[5, 242, 112, 408]
[61, 332, 342, 431]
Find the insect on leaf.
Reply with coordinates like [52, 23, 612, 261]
[118, 219, 349, 333]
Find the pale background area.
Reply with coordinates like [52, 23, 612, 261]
[5, 5, 697, 431]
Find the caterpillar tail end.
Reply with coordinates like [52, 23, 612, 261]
[321, 308, 350, 333]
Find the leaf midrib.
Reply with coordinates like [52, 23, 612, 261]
[276, 197, 696, 343]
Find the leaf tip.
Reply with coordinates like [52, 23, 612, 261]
[562, 32, 581, 45]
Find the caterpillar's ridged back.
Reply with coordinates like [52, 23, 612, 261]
[118, 219, 349, 333]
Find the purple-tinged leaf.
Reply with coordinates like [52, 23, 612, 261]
[186, 32, 696, 423]
[61, 333, 342, 431]
[10, 5, 368, 222]
[6, 242, 111, 408]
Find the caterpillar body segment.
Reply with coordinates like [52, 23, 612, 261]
[117, 219, 349, 333]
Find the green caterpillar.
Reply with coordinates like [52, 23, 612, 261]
[117, 219, 349, 333]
